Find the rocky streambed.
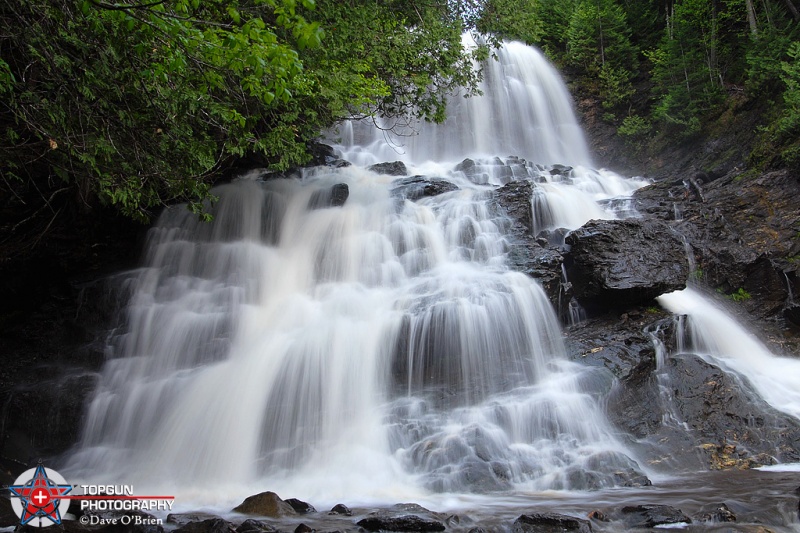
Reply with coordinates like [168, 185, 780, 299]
[4, 470, 799, 533]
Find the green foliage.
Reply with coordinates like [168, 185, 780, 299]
[477, 0, 544, 44]
[304, 1, 487, 126]
[599, 63, 635, 109]
[1, 0, 321, 221]
[779, 41, 800, 135]
[747, 26, 798, 94]
[729, 287, 752, 302]
[566, 0, 637, 73]
[1, 0, 486, 222]
[617, 114, 652, 137]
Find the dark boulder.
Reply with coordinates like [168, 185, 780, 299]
[232, 492, 296, 518]
[391, 176, 459, 201]
[619, 505, 690, 528]
[695, 503, 736, 523]
[175, 519, 235, 533]
[236, 519, 277, 533]
[512, 513, 592, 533]
[391, 504, 433, 514]
[357, 515, 446, 532]
[168, 514, 222, 526]
[330, 183, 349, 206]
[494, 180, 534, 232]
[549, 164, 573, 176]
[285, 498, 316, 514]
[328, 504, 352, 516]
[293, 524, 314, 533]
[454, 158, 477, 175]
[307, 184, 349, 209]
[369, 161, 408, 176]
[785, 302, 800, 329]
[306, 142, 336, 166]
[564, 218, 688, 311]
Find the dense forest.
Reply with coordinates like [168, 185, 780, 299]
[1, 0, 800, 224]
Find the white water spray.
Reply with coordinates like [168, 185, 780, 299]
[658, 288, 800, 420]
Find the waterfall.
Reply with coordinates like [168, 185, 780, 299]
[658, 288, 800, 420]
[66, 41, 650, 504]
[335, 36, 591, 168]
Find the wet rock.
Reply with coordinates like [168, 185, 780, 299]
[564, 218, 689, 311]
[369, 161, 408, 176]
[330, 183, 349, 206]
[391, 176, 459, 201]
[328, 504, 352, 516]
[233, 492, 297, 518]
[605, 350, 661, 440]
[307, 183, 349, 209]
[285, 498, 316, 514]
[549, 164, 573, 176]
[785, 303, 800, 329]
[4, 372, 100, 467]
[444, 514, 474, 527]
[586, 510, 607, 522]
[391, 504, 434, 515]
[494, 180, 534, 232]
[454, 158, 477, 175]
[175, 518, 235, 533]
[294, 524, 314, 533]
[168, 514, 223, 526]
[695, 503, 736, 523]
[306, 142, 336, 166]
[236, 519, 277, 533]
[356, 515, 446, 532]
[490, 179, 565, 309]
[0, 496, 17, 527]
[668, 354, 800, 467]
[619, 504, 691, 528]
[512, 513, 592, 533]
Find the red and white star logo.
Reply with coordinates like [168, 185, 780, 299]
[9, 465, 72, 526]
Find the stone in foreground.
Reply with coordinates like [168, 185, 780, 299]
[233, 492, 297, 518]
[512, 513, 593, 533]
[357, 515, 446, 532]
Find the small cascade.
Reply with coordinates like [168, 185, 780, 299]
[658, 288, 800, 421]
[560, 264, 586, 326]
[646, 326, 690, 431]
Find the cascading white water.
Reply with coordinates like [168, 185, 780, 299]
[336, 38, 592, 168]
[658, 288, 800, 421]
[67, 40, 650, 504]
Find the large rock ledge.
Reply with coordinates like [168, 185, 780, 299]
[563, 218, 689, 311]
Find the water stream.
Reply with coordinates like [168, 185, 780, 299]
[64, 39, 800, 529]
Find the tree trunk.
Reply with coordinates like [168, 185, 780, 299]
[782, 0, 800, 20]
[745, 0, 758, 34]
